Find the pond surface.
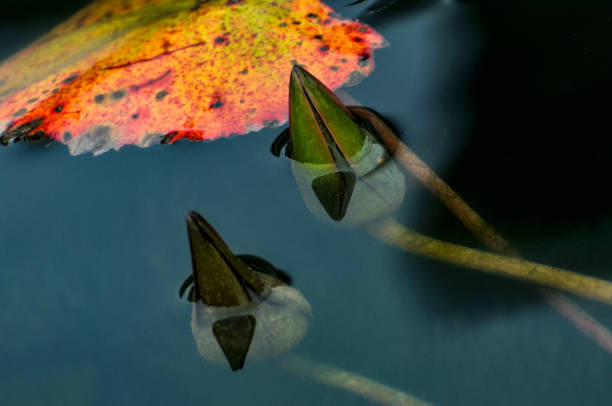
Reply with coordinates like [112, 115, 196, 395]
[2, 1, 612, 405]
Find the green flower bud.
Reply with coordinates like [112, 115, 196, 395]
[287, 66, 405, 224]
[185, 211, 311, 371]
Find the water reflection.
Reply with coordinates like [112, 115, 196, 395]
[180, 211, 311, 371]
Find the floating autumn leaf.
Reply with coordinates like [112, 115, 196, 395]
[0, 0, 385, 155]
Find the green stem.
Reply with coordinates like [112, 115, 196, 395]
[350, 106, 612, 351]
[367, 217, 612, 305]
[280, 354, 434, 406]
[349, 106, 518, 255]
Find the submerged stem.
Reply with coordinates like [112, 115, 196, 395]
[349, 106, 517, 255]
[350, 106, 612, 352]
[367, 217, 612, 305]
[281, 354, 433, 406]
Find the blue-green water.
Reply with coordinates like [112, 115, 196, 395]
[2, 1, 612, 405]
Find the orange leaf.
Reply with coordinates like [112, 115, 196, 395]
[0, 0, 385, 155]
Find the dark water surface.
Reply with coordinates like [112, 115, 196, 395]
[2, 1, 612, 405]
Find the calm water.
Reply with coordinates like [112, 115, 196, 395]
[2, 1, 612, 405]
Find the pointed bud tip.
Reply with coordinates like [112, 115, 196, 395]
[186, 211, 213, 233]
[186, 210, 201, 223]
[290, 65, 305, 89]
[290, 64, 317, 90]
[291, 64, 306, 76]
[186, 211, 205, 234]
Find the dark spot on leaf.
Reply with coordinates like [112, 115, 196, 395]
[27, 98, 38, 104]
[239, 99, 244, 103]
[249, 108, 256, 114]
[322, 18, 331, 25]
[226, 0, 242, 4]
[314, 35, 323, 40]
[352, 37, 363, 42]
[132, 113, 139, 119]
[330, 66, 339, 71]
[63, 132, 72, 142]
[54, 105, 63, 113]
[111, 90, 126, 100]
[341, 58, 348, 63]
[358, 52, 370, 66]
[42, 89, 49, 94]
[279, 22, 287, 27]
[296, 41, 302, 46]
[359, 27, 368, 32]
[51, 88, 59, 94]
[292, 21, 301, 25]
[63, 74, 78, 84]
[319, 45, 329, 52]
[240, 68, 248, 74]
[12, 108, 27, 117]
[307, 13, 318, 18]
[104, 11, 113, 18]
[94, 94, 105, 103]
[156, 90, 168, 100]
[215, 36, 227, 44]
[210, 100, 223, 109]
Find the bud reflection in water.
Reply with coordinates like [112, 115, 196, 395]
[180, 211, 311, 371]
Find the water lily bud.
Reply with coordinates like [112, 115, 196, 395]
[287, 66, 405, 225]
[185, 211, 312, 370]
